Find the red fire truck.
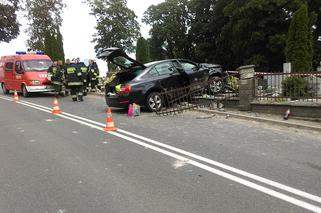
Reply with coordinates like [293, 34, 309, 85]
[0, 51, 54, 97]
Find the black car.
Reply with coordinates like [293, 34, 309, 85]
[97, 48, 220, 111]
[201, 63, 226, 93]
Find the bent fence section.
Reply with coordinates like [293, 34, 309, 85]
[156, 73, 240, 115]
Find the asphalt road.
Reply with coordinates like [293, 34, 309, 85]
[0, 93, 321, 213]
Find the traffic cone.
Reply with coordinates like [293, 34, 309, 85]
[128, 104, 133, 118]
[284, 109, 291, 120]
[104, 108, 117, 132]
[52, 97, 61, 115]
[13, 90, 19, 102]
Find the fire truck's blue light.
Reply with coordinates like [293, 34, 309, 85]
[36, 51, 44, 55]
[16, 51, 27, 55]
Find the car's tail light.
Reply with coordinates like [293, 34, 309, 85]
[119, 85, 132, 95]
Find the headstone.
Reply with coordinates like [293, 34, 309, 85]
[283, 63, 291, 73]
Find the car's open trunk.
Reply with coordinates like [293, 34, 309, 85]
[105, 70, 139, 94]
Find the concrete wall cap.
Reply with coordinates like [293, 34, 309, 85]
[236, 65, 256, 71]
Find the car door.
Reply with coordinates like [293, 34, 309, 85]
[4, 61, 14, 89]
[154, 61, 183, 91]
[13, 60, 23, 90]
[178, 60, 208, 84]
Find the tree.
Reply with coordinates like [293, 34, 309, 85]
[308, 0, 321, 69]
[285, 3, 313, 72]
[24, 0, 65, 51]
[216, 0, 295, 71]
[147, 37, 168, 61]
[44, 29, 64, 61]
[143, 0, 191, 59]
[56, 29, 65, 62]
[44, 31, 54, 59]
[87, 0, 141, 53]
[188, 0, 218, 63]
[136, 37, 150, 63]
[0, 0, 20, 43]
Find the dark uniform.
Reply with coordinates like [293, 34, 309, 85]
[78, 62, 88, 96]
[48, 63, 64, 96]
[88, 61, 99, 92]
[64, 62, 84, 101]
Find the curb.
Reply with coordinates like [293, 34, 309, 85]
[196, 108, 321, 132]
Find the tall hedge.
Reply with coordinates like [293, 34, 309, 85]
[285, 4, 313, 72]
[136, 37, 150, 64]
[44, 29, 65, 62]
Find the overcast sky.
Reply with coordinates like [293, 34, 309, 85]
[0, 0, 164, 76]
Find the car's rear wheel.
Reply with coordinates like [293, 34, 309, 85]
[208, 76, 224, 94]
[22, 85, 29, 97]
[1, 83, 9, 94]
[146, 92, 163, 112]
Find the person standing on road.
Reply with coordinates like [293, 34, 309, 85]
[64, 59, 84, 101]
[88, 59, 99, 92]
[63, 59, 71, 96]
[48, 60, 64, 97]
[76, 58, 89, 96]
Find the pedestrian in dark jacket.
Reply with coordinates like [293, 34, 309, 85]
[64, 59, 84, 101]
[88, 59, 99, 92]
[48, 60, 64, 97]
[77, 59, 89, 96]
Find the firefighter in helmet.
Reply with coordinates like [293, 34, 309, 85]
[88, 59, 100, 92]
[48, 60, 64, 97]
[64, 58, 84, 101]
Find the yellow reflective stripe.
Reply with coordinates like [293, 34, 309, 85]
[68, 82, 83, 86]
[105, 73, 116, 84]
[77, 72, 82, 76]
[67, 67, 75, 74]
[81, 67, 87, 72]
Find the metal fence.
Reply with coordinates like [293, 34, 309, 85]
[255, 72, 321, 102]
[156, 73, 240, 115]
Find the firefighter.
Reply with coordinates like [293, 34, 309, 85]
[76, 58, 89, 96]
[63, 59, 71, 96]
[64, 59, 84, 101]
[48, 60, 64, 97]
[88, 59, 100, 92]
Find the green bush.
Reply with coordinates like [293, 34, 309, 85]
[282, 76, 308, 98]
[227, 76, 239, 93]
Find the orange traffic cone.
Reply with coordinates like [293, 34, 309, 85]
[52, 97, 61, 115]
[13, 90, 19, 102]
[104, 108, 117, 132]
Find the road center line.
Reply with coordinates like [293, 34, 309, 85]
[1, 96, 321, 212]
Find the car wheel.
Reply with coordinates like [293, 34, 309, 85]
[2, 83, 9, 94]
[146, 92, 163, 112]
[22, 85, 29, 97]
[208, 76, 224, 94]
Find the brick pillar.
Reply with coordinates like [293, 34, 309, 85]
[237, 65, 255, 111]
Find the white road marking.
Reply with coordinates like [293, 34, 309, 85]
[173, 160, 188, 169]
[1, 95, 321, 212]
